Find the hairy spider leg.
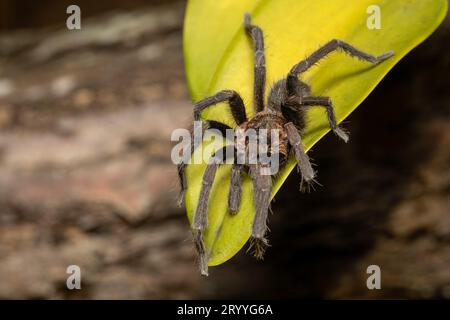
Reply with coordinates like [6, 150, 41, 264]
[194, 159, 217, 276]
[302, 96, 349, 142]
[287, 39, 394, 95]
[177, 120, 232, 207]
[283, 95, 349, 143]
[244, 13, 266, 113]
[228, 163, 244, 214]
[194, 145, 236, 276]
[284, 122, 316, 185]
[194, 90, 247, 125]
[284, 39, 393, 142]
[249, 164, 272, 259]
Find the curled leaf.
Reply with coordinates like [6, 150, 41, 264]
[183, 0, 448, 267]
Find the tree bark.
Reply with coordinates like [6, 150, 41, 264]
[0, 1, 448, 299]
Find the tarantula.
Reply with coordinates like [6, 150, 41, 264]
[178, 13, 393, 275]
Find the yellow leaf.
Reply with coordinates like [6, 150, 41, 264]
[183, 0, 448, 267]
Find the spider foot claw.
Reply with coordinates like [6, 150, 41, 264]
[334, 126, 350, 143]
[177, 191, 185, 208]
[229, 206, 239, 215]
[299, 164, 316, 182]
[193, 229, 209, 276]
[296, 156, 316, 184]
[244, 13, 251, 27]
[376, 50, 394, 63]
[300, 176, 320, 193]
[249, 236, 269, 260]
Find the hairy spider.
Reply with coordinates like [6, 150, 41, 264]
[179, 14, 393, 275]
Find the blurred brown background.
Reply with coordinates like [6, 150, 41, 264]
[0, 0, 449, 299]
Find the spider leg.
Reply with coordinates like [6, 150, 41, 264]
[194, 90, 247, 125]
[249, 164, 272, 259]
[228, 162, 248, 214]
[244, 13, 266, 113]
[287, 39, 394, 95]
[177, 121, 232, 207]
[302, 96, 349, 142]
[193, 160, 218, 276]
[228, 163, 244, 214]
[193, 145, 234, 276]
[284, 122, 316, 183]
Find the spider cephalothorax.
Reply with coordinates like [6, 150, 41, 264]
[179, 14, 393, 275]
